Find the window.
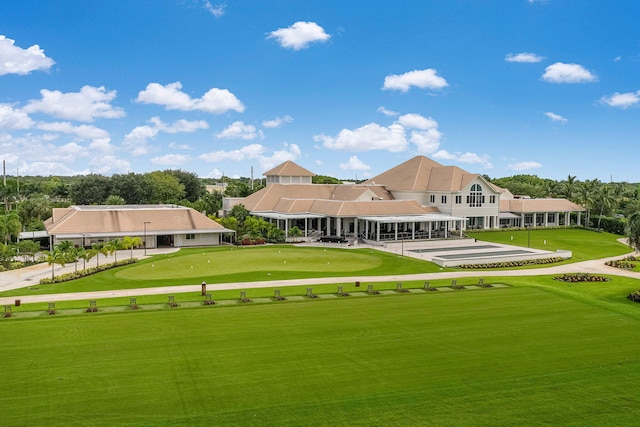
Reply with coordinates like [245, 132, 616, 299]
[548, 213, 556, 223]
[441, 195, 447, 204]
[186, 233, 196, 240]
[429, 195, 435, 203]
[467, 183, 484, 207]
[455, 195, 462, 204]
[489, 195, 496, 204]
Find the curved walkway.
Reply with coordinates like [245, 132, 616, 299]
[1, 244, 639, 306]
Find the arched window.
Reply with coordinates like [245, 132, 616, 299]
[467, 183, 485, 207]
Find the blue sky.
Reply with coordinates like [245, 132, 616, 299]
[1, 0, 639, 182]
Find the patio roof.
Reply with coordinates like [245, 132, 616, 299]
[357, 214, 466, 223]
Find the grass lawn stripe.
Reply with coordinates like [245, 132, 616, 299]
[2, 287, 639, 425]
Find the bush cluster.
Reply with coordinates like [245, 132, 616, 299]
[605, 259, 636, 270]
[627, 291, 640, 303]
[39, 259, 137, 284]
[240, 238, 266, 245]
[553, 273, 610, 282]
[457, 257, 566, 269]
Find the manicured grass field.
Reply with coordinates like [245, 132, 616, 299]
[1, 245, 442, 296]
[2, 285, 640, 425]
[466, 228, 631, 263]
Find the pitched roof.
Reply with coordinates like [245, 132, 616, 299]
[264, 198, 437, 217]
[263, 160, 316, 177]
[44, 205, 230, 236]
[363, 155, 482, 192]
[240, 184, 394, 212]
[500, 198, 585, 213]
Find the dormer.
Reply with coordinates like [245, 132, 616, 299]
[264, 161, 316, 186]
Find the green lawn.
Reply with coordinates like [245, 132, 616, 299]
[1, 245, 443, 296]
[2, 283, 640, 425]
[466, 228, 631, 263]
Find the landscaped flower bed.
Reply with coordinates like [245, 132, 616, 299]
[39, 259, 137, 284]
[605, 259, 635, 270]
[457, 257, 566, 269]
[553, 273, 610, 282]
[627, 290, 640, 303]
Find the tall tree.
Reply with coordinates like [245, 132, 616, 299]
[69, 174, 112, 205]
[626, 211, 640, 252]
[0, 210, 22, 244]
[122, 236, 143, 259]
[165, 169, 204, 202]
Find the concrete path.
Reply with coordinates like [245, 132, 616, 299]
[1, 242, 639, 306]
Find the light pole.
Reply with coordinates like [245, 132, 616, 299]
[143, 221, 150, 255]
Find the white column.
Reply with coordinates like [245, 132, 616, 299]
[336, 217, 342, 237]
[376, 222, 380, 241]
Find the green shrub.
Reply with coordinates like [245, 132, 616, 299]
[553, 273, 610, 282]
[39, 259, 137, 284]
[457, 257, 566, 269]
[627, 290, 640, 303]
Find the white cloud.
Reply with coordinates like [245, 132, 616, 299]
[88, 154, 131, 175]
[206, 168, 223, 179]
[267, 21, 330, 50]
[377, 106, 398, 117]
[136, 81, 245, 114]
[544, 111, 568, 123]
[203, 1, 225, 17]
[382, 68, 448, 92]
[168, 141, 192, 150]
[23, 85, 125, 122]
[505, 52, 544, 63]
[600, 91, 640, 109]
[0, 104, 34, 130]
[216, 121, 263, 140]
[262, 115, 293, 128]
[433, 150, 493, 169]
[315, 123, 407, 152]
[507, 161, 543, 171]
[123, 117, 208, 156]
[151, 154, 192, 166]
[316, 113, 442, 154]
[258, 143, 301, 170]
[36, 121, 111, 140]
[541, 62, 597, 83]
[340, 155, 370, 171]
[199, 143, 266, 162]
[0, 35, 55, 76]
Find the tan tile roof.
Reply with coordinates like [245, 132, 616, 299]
[500, 198, 585, 213]
[363, 155, 482, 192]
[263, 160, 316, 177]
[44, 205, 229, 235]
[287, 199, 437, 217]
[240, 184, 394, 212]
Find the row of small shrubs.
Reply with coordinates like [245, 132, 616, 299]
[627, 291, 640, 303]
[465, 225, 580, 234]
[605, 259, 636, 270]
[0, 261, 35, 272]
[39, 259, 137, 284]
[553, 273, 610, 282]
[457, 257, 566, 269]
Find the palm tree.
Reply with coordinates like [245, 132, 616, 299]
[626, 211, 640, 253]
[595, 184, 616, 229]
[105, 239, 122, 262]
[42, 248, 66, 280]
[90, 243, 108, 267]
[0, 210, 21, 244]
[577, 180, 599, 227]
[76, 247, 88, 270]
[122, 236, 143, 259]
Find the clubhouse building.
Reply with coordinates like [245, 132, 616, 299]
[44, 204, 234, 249]
[226, 156, 584, 243]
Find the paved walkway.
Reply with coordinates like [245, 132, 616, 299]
[1, 242, 638, 306]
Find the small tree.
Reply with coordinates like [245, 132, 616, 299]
[122, 236, 143, 259]
[289, 226, 303, 242]
[43, 248, 66, 280]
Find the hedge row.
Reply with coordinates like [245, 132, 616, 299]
[39, 259, 137, 284]
[553, 273, 610, 282]
[456, 257, 566, 269]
